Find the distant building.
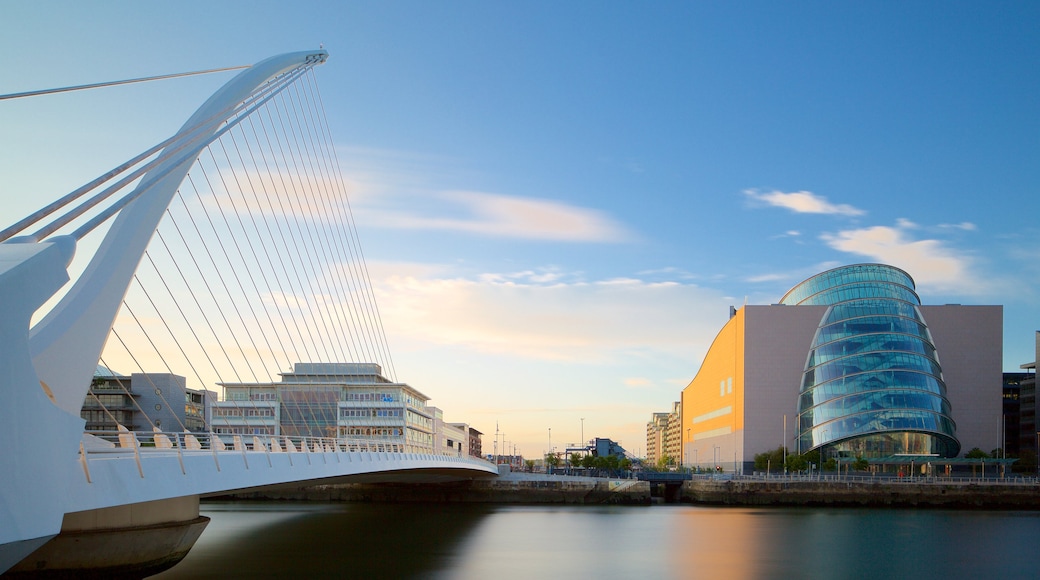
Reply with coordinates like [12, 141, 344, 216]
[83, 366, 213, 434]
[429, 406, 469, 456]
[682, 264, 1002, 473]
[592, 437, 627, 459]
[646, 402, 682, 466]
[665, 401, 682, 464]
[212, 363, 434, 453]
[646, 412, 670, 465]
[1003, 372, 1029, 457]
[1018, 332, 1039, 458]
[467, 427, 483, 459]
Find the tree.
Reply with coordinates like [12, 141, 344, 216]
[754, 446, 786, 472]
[619, 457, 632, 472]
[656, 454, 673, 470]
[581, 454, 597, 469]
[524, 459, 535, 472]
[605, 454, 620, 472]
[545, 453, 560, 471]
[786, 453, 807, 473]
[990, 448, 1004, 459]
[852, 457, 869, 471]
[569, 453, 583, 467]
[965, 447, 989, 459]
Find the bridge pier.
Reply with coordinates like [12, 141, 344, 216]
[5, 496, 208, 578]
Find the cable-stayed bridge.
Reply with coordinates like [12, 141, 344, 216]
[0, 49, 496, 575]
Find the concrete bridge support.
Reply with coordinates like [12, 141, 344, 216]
[5, 496, 208, 578]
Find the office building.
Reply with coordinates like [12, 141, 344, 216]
[681, 264, 1002, 473]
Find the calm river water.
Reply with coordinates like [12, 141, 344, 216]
[151, 501, 1038, 579]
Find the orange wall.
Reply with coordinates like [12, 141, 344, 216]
[681, 307, 744, 467]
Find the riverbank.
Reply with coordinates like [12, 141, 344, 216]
[218, 471, 652, 505]
[682, 477, 1040, 508]
[216, 472, 1040, 509]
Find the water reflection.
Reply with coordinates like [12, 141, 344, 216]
[151, 502, 491, 579]
[153, 503, 1040, 579]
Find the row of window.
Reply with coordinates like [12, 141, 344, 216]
[823, 299, 922, 325]
[340, 408, 402, 418]
[807, 332, 937, 369]
[803, 352, 942, 388]
[795, 283, 920, 308]
[213, 426, 275, 435]
[816, 316, 930, 345]
[213, 407, 276, 417]
[797, 388, 953, 426]
[406, 410, 432, 429]
[799, 409, 958, 446]
[781, 265, 916, 305]
[342, 427, 404, 437]
[799, 370, 947, 408]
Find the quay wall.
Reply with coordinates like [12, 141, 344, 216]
[682, 479, 1040, 508]
[223, 475, 651, 505]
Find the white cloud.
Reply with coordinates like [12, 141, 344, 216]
[820, 222, 989, 294]
[367, 261, 730, 363]
[359, 190, 633, 242]
[744, 189, 866, 217]
[939, 221, 978, 231]
[745, 273, 787, 283]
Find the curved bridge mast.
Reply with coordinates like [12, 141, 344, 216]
[0, 50, 327, 570]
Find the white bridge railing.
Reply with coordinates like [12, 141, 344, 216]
[79, 429, 492, 485]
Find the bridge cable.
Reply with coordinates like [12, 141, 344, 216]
[306, 71, 399, 381]
[0, 65, 250, 101]
[212, 125, 340, 438]
[2, 69, 300, 243]
[283, 79, 377, 374]
[274, 85, 364, 371]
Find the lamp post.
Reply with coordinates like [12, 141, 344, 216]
[687, 428, 691, 468]
[581, 417, 585, 450]
[819, 429, 829, 480]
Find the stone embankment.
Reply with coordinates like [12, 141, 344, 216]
[682, 478, 1040, 508]
[225, 471, 651, 505]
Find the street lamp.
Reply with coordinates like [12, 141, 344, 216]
[581, 418, 585, 450]
[687, 428, 691, 468]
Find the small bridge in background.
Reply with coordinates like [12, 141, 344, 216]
[0, 49, 496, 575]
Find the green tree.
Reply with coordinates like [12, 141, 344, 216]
[581, 454, 597, 469]
[786, 453, 808, 473]
[990, 448, 1003, 459]
[545, 453, 560, 470]
[524, 459, 535, 472]
[619, 457, 632, 472]
[852, 457, 869, 471]
[569, 453, 583, 467]
[656, 454, 673, 470]
[965, 447, 989, 459]
[754, 446, 787, 472]
[605, 454, 620, 471]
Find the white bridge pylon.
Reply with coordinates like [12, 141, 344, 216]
[0, 50, 497, 572]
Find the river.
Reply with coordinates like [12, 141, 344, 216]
[151, 501, 1038, 579]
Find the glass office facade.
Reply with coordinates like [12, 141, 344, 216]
[781, 264, 960, 458]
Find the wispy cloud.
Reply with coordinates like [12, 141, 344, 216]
[360, 190, 633, 242]
[820, 221, 989, 294]
[744, 189, 866, 217]
[367, 262, 731, 363]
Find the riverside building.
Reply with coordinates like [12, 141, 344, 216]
[212, 362, 435, 453]
[83, 366, 212, 434]
[681, 264, 1002, 473]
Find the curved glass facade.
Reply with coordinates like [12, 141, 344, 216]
[781, 264, 960, 458]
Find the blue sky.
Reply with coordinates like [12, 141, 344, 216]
[2, 2, 1038, 456]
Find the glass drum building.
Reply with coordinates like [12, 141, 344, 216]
[780, 264, 960, 458]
